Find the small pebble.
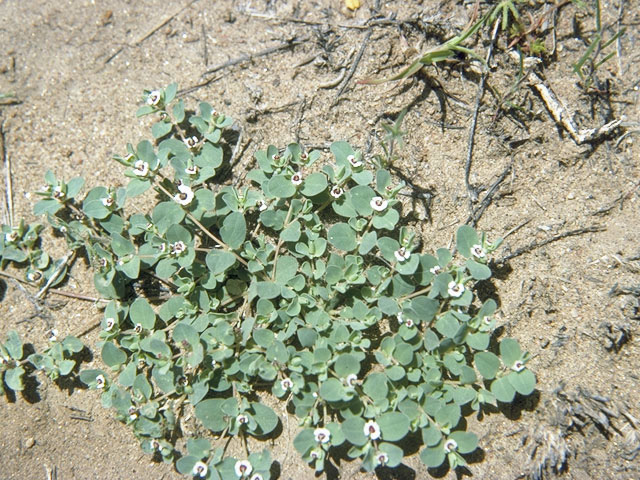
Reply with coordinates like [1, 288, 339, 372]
[567, 192, 575, 200]
[24, 437, 35, 449]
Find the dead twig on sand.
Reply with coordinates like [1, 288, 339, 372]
[465, 18, 500, 205]
[590, 180, 640, 216]
[1, 120, 14, 227]
[466, 162, 513, 227]
[333, 29, 372, 104]
[529, 72, 621, 144]
[202, 37, 308, 77]
[134, 0, 199, 46]
[497, 225, 606, 264]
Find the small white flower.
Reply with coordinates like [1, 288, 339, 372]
[258, 200, 268, 212]
[370, 196, 388, 212]
[314, 427, 331, 444]
[123, 153, 136, 163]
[192, 461, 208, 478]
[174, 183, 194, 206]
[234, 459, 253, 477]
[291, 171, 303, 186]
[444, 438, 458, 453]
[396, 312, 404, 324]
[405, 318, 415, 328]
[394, 247, 410, 262]
[128, 406, 138, 420]
[95, 374, 106, 389]
[281, 378, 293, 391]
[48, 328, 59, 342]
[363, 420, 381, 440]
[250, 474, 263, 480]
[185, 165, 199, 175]
[132, 160, 149, 177]
[471, 244, 486, 259]
[236, 414, 249, 425]
[146, 90, 161, 106]
[52, 185, 65, 201]
[27, 270, 42, 282]
[345, 374, 358, 387]
[483, 316, 492, 326]
[105, 317, 115, 332]
[211, 359, 218, 368]
[4, 231, 18, 243]
[170, 241, 187, 256]
[347, 154, 362, 168]
[376, 452, 389, 466]
[101, 196, 114, 207]
[310, 449, 321, 459]
[448, 281, 464, 298]
[330, 185, 344, 198]
[512, 360, 525, 372]
[429, 265, 442, 275]
[312, 392, 318, 398]
[134, 323, 143, 334]
[183, 136, 199, 150]
[151, 439, 161, 451]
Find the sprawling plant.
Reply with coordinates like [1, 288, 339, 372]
[0, 84, 535, 478]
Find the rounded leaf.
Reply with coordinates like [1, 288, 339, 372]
[474, 352, 500, 380]
[507, 369, 536, 396]
[378, 412, 410, 442]
[328, 223, 357, 252]
[195, 398, 227, 432]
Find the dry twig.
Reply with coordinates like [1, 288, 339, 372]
[529, 72, 621, 144]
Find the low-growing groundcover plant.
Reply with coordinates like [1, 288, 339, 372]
[0, 84, 536, 478]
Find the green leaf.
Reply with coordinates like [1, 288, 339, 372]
[507, 369, 536, 396]
[275, 255, 298, 285]
[101, 342, 127, 368]
[255, 281, 281, 300]
[466, 259, 491, 280]
[4, 367, 24, 391]
[491, 376, 516, 402]
[334, 354, 360, 377]
[187, 437, 211, 459]
[450, 431, 478, 454]
[250, 402, 279, 435]
[205, 250, 236, 276]
[300, 172, 328, 197]
[410, 296, 438, 323]
[328, 223, 357, 252]
[474, 352, 500, 379]
[267, 175, 296, 198]
[359, 231, 377, 255]
[220, 212, 246, 250]
[280, 220, 301, 242]
[129, 298, 156, 329]
[5, 331, 23, 360]
[456, 225, 479, 258]
[379, 442, 404, 467]
[435, 404, 461, 429]
[420, 444, 446, 468]
[152, 121, 172, 139]
[378, 412, 410, 441]
[500, 338, 523, 367]
[294, 429, 316, 455]
[66, 177, 85, 199]
[363, 373, 388, 402]
[195, 398, 227, 432]
[319, 378, 346, 402]
[350, 185, 375, 216]
[34, 199, 62, 216]
[341, 416, 367, 446]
